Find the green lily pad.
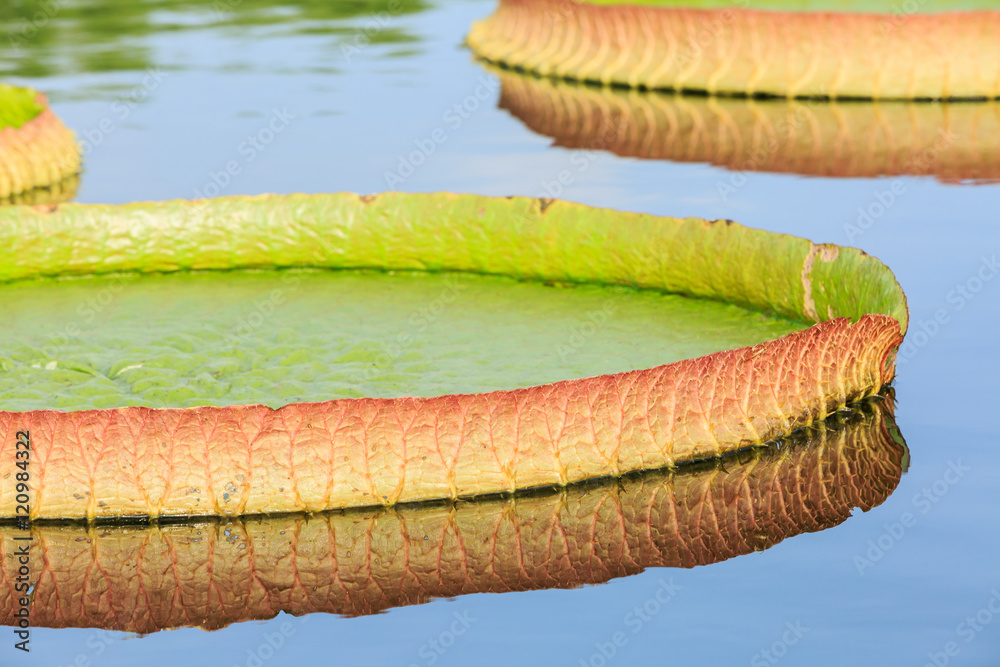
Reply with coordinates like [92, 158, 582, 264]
[0, 268, 802, 412]
[0, 193, 907, 520]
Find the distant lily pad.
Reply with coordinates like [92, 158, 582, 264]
[468, 0, 1000, 99]
[0, 84, 81, 201]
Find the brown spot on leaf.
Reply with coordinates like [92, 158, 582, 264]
[801, 244, 820, 322]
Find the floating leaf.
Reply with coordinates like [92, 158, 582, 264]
[0, 193, 907, 520]
[0, 84, 81, 200]
[468, 0, 1000, 99]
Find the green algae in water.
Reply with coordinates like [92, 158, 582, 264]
[0, 269, 804, 411]
[0, 84, 44, 130]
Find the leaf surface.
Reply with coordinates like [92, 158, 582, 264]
[0, 193, 907, 519]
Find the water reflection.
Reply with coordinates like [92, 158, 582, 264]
[0, 175, 79, 206]
[495, 68, 1000, 184]
[0, 396, 906, 633]
[0, 0, 427, 78]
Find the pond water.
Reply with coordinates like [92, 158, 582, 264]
[1, 1, 999, 665]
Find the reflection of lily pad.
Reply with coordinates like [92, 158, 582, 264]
[0, 84, 81, 200]
[468, 0, 1000, 99]
[0, 398, 906, 633]
[0, 193, 907, 520]
[496, 68, 1000, 184]
[0, 174, 79, 206]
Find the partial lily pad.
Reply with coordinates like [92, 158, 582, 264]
[496, 67, 1000, 184]
[0, 398, 906, 632]
[468, 0, 1000, 99]
[0, 193, 907, 520]
[0, 84, 43, 130]
[584, 0, 996, 10]
[0, 84, 81, 200]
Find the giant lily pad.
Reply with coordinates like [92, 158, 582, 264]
[0, 84, 81, 201]
[496, 68, 1000, 183]
[468, 0, 1000, 99]
[0, 398, 905, 632]
[0, 193, 907, 521]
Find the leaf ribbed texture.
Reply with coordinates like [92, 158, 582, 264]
[0, 193, 907, 520]
[468, 0, 1000, 99]
[0, 400, 905, 632]
[0, 91, 81, 199]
